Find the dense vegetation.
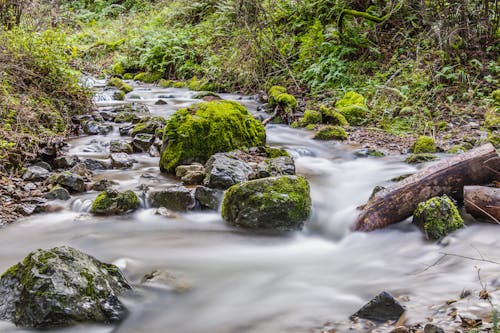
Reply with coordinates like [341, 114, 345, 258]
[1, 0, 499, 172]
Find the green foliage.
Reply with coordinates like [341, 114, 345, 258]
[160, 100, 266, 173]
[320, 106, 349, 126]
[133, 72, 163, 83]
[413, 136, 437, 154]
[299, 110, 322, 127]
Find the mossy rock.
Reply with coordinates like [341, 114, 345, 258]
[0, 246, 130, 328]
[299, 109, 322, 126]
[158, 79, 175, 88]
[123, 73, 134, 80]
[193, 91, 221, 100]
[173, 81, 187, 88]
[268, 85, 297, 112]
[264, 147, 290, 158]
[413, 195, 464, 239]
[221, 175, 311, 231]
[114, 111, 139, 124]
[160, 100, 266, 173]
[405, 153, 437, 164]
[492, 89, 500, 105]
[107, 78, 133, 94]
[187, 77, 215, 91]
[487, 131, 500, 148]
[313, 126, 348, 141]
[448, 145, 467, 154]
[413, 135, 437, 153]
[337, 105, 368, 126]
[111, 63, 124, 75]
[131, 116, 167, 136]
[90, 190, 140, 215]
[133, 72, 163, 83]
[320, 106, 349, 126]
[113, 90, 125, 101]
[335, 91, 365, 109]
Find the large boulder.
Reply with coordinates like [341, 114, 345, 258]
[160, 101, 266, 173]
[222, 175, 311, 231]
[413, 195, 464, 239]
[90, 190, 140, 215]
[203, 152, 254, 189]
[149, 186, 195, 211]
[0, 246, 130, 328]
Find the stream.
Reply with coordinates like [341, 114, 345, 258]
[0, 81, 499, 333]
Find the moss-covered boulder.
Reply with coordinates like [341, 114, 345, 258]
[107, 78, 133, 94]
[90, 190, 140, 215]
[492, 89, 500, 105]
[335, 91, 368, 125]
[413, 135, 437, 153]
[268, 85, 297, 113]
[405, 153, 437, 164]
[131, 116, 167, 137]
[222, 175, 311, 231]
[413, 195, 464, 240]
[320, 106, 349, 126]
[299, 109, 322, 126]
[0, 246, 130, 328]
[133, 72, 163, 83]
[51, 172, 86, 193]
[160, 101, 266, 173]
[313, 125, 348, 141]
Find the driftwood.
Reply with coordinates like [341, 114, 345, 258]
[464, 186, 500, 223]
[355, 143, 500, 232]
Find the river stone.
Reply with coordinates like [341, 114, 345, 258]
[23, 166, 50, 181]
[131, 116, 167, 136]
[70, 163, 92, 180]
[204, 153, 253, 189]
[424, 324, 445, 333]
[195, 186, 223, 210]
[413, 195, 464, 240]
[82, 120, 100, 135]
[90, 179, 116, 192]
[51, 172, 86, 193]
[119, 124, 135, 136]
[222, 175, 311, 231]
[0, 246, 130, 328]
[110, 153, 135, 169]
[132, 133, 155, 152]
[33, 161, 52, 171]
[351, 291, 405, 322]
[255, 156, 295, 178]
[44, 186, 71, 201]
[110, 140, 133, 154]
[90, 190, 140, 215]
[83, 158, 111, 170]
[175, 163, 205, 178]
[149, 186, 195, 211]
[52, 155, 79, 169]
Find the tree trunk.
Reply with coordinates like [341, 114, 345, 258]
[354, 143, 500, 232]
[464, 186, 500, 223]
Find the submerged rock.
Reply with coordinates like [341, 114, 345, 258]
[222, 175, 311, 231]
[149, 186, 195, 211]
[131, 116, 167, 137]
[413, 195, 464, 240]
[0, 246, 130, 328]
[351, 291, 405, 322]
[203, 152, 253, 189]
[405, 153, 437, 164]
[90, 190, 140, 215]
[160, 101, 266, 173]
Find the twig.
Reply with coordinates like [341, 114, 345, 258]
[416, 252, 500, 274]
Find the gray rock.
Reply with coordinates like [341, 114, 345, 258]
[110, 140, 133, 154]
[222, 175, 311, 231]
[44, 186, 71, 201]
[99, 111, 115, 121]
[132, 133, 155, 152]
[98, 124, 113, 135]
[16, 204, 36, 216]
[82, 120, 100, 135]
[203, 153, 253, 189]
[149, 186, 195, 211]
[176, 163, 205, 178]
[23, 166, 50, 181]
[83, 158, 111, 170]
[70, 163, 92, 180]
[0, 246, 130, 328]
[155, 207, 179, 219]
[53, 155, 79, 170]
[155, 99, 168, 105]
[51, 172, 86, 193]
[351, 291, 405, 322]
[33, 161, 52, 171]
[119, 124, 134, 136]
[255, 156, 295, 178]
[195, 186, 223, 210]
[110, 153, 135, 169]
[90, 179, 116, 192]
[424, 324, 445, 333]
[148, 145, 160, 157]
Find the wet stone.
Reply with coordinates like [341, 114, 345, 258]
[119, 124, 134, 136]
[424, 324, 445, 333]
[149, 186, 195, 211]
[110, 153, 135, 169]
[44, 186, 71, 201]
[110, 140, 134, 154]
[195, 186, 223, 210]
[33, 161, 52, 171]
[155, 207, 180, 219]
[132, 133, 155, 152]
[83, 158, 111, 170]
[51, 172, 86, 193]
[203, 153, 253, 189]
[23, 166, 50, 181]
[351, 291, 405, 322]
[90, 179, 116, 192]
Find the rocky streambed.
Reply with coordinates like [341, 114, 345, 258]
[0, 79, 498, 332]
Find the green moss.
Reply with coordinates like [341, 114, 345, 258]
[405, 153, 437, 164]
[337, 105, 368, 126]
[484, 109, 499, 130]
[160, 100, 266, 173]
[413, 195, 464, 240]
[335, 91, 365, 108]
[193, 91, 221, 99]
[173, 81, 187, 88]
[305, 124, 318, 131]
[158, 79, 175, 88]
[107, 78, 133, 93]
[487, 131, 500, 148]
[299, 109, 322, 126]
[111, 63, 124, 75]
[133, 72, 164, 83]
[268, 85, 297, 112]
[187, 77, 215, 91]
[413, 135, 437, 153]
[448, 145, 466, 154]
[320, 106, 349, 126]
[313, 125, 348, 141]
[437, 121, 449, 131]
[492, 89, 500, 105]
[123, 73, 134, 80]
[113, 90, 125, 101]
[90, 190, 140, 215]
[265, 147, 290, 158]
[114, 111, 138, 123]
[131, 116, 167, 136]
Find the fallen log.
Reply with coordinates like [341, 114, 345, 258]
[464, 186, 500, 223]
[355, 143, 500, 232]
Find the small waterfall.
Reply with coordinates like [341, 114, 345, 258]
[71, 198, 93, 213]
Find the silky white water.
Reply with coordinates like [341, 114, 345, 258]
[0, 84, 498, 333]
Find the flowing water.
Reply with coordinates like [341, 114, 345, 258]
[0, 82, 499, 333]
